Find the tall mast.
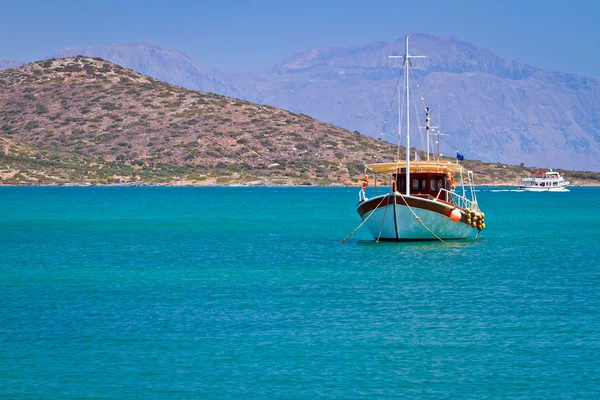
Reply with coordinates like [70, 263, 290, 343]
[388, 36, 424, 196]
[405, 36, 410, 195]
[426, 107, 430, 161]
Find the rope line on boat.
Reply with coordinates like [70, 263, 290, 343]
[408, 60, 428, 112]
[341, 195, 390, 244]
[396, 68, 406, 161]
[380, 67, 405, 143]
[408, 60, 429, 155]
[395, 191, 449, 245]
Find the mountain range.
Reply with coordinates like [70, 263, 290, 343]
[3, 34, 599, 171]
[53, 34, 600, 172]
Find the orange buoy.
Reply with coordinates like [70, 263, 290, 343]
[450, 208, 461, 222]
[361, 173, 369, 190]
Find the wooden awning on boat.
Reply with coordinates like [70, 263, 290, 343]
[365, 161, 469, 175]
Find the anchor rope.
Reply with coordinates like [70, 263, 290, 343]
[341, 194, 390, 244]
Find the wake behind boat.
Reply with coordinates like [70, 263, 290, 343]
[353, 36, 485, 242]
[518, 170, 569, 192]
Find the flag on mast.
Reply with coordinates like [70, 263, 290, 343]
[456, 152, 464, 161]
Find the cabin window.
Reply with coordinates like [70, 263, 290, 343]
[412, 179, 419, 191]
[411, 178, 427, 192]
[430, 177, 442, 191]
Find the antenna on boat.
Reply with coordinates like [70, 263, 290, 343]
[388, 36, 424, 196]
[429, 108, 448, 162]
[433, 130, 449, 161]
[419, 107, 438, 161]
[426, 107, 430, 161]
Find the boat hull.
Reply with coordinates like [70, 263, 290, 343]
[357, 194, 477, 241]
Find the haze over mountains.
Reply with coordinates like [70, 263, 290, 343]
[55, 41, 233, 95]
[8, 33, 599, 171]
[0, 59, 22, 70]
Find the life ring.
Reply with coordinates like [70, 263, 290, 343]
[447, 172, 455, 190]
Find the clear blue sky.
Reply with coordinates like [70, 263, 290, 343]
[2, 0, 599, 77]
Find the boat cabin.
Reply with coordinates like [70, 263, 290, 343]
[392, 169, 453, 202]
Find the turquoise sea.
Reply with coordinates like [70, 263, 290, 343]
[1, 186, 598, 399]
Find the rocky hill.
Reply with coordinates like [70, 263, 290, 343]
[0, 57, 397, 185]
[1, 57, 599, 187]
[56, 34, 600, 172]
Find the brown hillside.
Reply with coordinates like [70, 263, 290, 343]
[0, 57, 398, 185]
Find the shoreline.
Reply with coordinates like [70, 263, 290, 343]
[1, 183, 599, 188]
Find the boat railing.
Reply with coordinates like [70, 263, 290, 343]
[435, 188, 478, 211]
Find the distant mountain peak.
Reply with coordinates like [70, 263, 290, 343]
[54, 41, 235, 94]
[271, 33, 538, 80]
[58, 40, 180, 56]
[135, 39, 161, 46]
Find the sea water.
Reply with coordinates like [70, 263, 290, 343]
[0, 187, 598, 399]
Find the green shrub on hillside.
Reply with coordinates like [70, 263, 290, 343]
[36, 104, 48, 115]
[2, 124, 15, 134]
[24, 121, 40, 130]
[101, 102, 121, 111]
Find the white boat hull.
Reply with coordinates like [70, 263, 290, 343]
[518, 186, 570, 192]
[519, 170, 569, 192]
[357, 195, 477, 241]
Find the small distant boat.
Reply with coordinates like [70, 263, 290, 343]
[354, 36, 485, 242]
[518, 170, 569, 192]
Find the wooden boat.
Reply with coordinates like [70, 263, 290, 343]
[355, 36, 485, 241]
